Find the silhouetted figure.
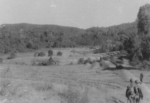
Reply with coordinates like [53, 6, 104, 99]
[134, 80, 143, 103]
[140, 73, 143, 83]
[126, 79, 135, 103]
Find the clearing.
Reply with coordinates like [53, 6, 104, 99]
[0, 48, 149, 103]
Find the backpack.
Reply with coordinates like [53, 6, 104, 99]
[126, 85, 134, 98]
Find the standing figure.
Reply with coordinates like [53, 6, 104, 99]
[126, 79, 135, 103]
[134, 80, 143, 103]
[140, 73, 143, 83]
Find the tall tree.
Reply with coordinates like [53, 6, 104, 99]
[137, 4, 150, 61]
[137, 4, 150, 35]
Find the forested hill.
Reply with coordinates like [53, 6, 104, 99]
[0, 23, 85, 37]
[0, 22, 136, 53]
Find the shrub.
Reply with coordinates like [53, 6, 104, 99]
[84, 58, 92, 64]
[37, 52, 45, 57]
[38, 61, 48, 66]
[78, 58, 84, 64]
[47, 57, 56, 65]
[34, 52, 45, 57]
[57, 51, 62, 56]
[48, 49, 53, 56]
[34, 57, 59, 66]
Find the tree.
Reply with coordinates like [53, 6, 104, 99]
[137, 4, 150, 61]
[130, 4, 150, 63]
[137, 4, 150, 35]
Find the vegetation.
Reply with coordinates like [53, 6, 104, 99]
[126, 4, 150, 68]
[57, 51, 62, 56]
[0, 22, 136, 54]
[58, 89, 80, 103]
[77, 58, 84, 64]
[33, 57, 59, 66]
[34, 52, 45, 57]
[48, 49, 53, 57]
[0, 4, 150, 68]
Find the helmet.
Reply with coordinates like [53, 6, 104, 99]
[130, 79, 133, 83]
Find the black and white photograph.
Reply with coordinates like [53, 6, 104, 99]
[0, 0, 149, 103]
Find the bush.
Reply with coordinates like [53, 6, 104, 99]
[47, 57, 56, 65]
[37, 52, 45, 57]
[33, 57, 59, 66]
[57, 51, 62, 56]
[78, 58, 84, 64]
[48, 49, 53, 57]
[84, 58, 93, 64]
[34, 52, 45, 57]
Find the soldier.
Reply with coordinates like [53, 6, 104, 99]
[126, 79, 135, 103]
[134, 80, 143, 103]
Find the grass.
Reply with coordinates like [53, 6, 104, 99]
[0, 67, 12, 96]
[7, 52, 16, 59]
[58, 86, 89, 103]
[78, 89, 89, 103]
[58, 89, 80, 103]
[0, 79, 11, 96]
[32, 83, 52, 92]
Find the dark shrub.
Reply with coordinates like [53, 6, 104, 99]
[57, 51, 62, 56]
[48, 49, 53, 56]
[78, 58, 84, 64]
[37, 52, 45, 57]
[84, 58, 92, 64]
[47, 57, 55, 65]
[39, 61, 48, 66]
[34, 52, 45, 57]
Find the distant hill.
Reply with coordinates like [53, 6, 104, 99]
[0, 23, 85, 36]
[0, 22, 137, 53]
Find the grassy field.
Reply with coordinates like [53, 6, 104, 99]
[0, 48, 149, 103]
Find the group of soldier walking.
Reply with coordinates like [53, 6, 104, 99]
[126, 73, 144, 103]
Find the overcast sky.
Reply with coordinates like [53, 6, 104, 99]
[0, 0, 150, 28]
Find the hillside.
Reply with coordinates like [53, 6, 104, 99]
[0, 22, 136, 53]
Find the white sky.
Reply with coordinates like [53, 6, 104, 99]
[0, 0, 150, 28]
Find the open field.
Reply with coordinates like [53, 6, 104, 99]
[0, 48, 149, 103]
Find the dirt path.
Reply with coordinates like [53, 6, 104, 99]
[122, 70, 150, 103]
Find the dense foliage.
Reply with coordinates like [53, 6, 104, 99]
[0, 22, 137, 54]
